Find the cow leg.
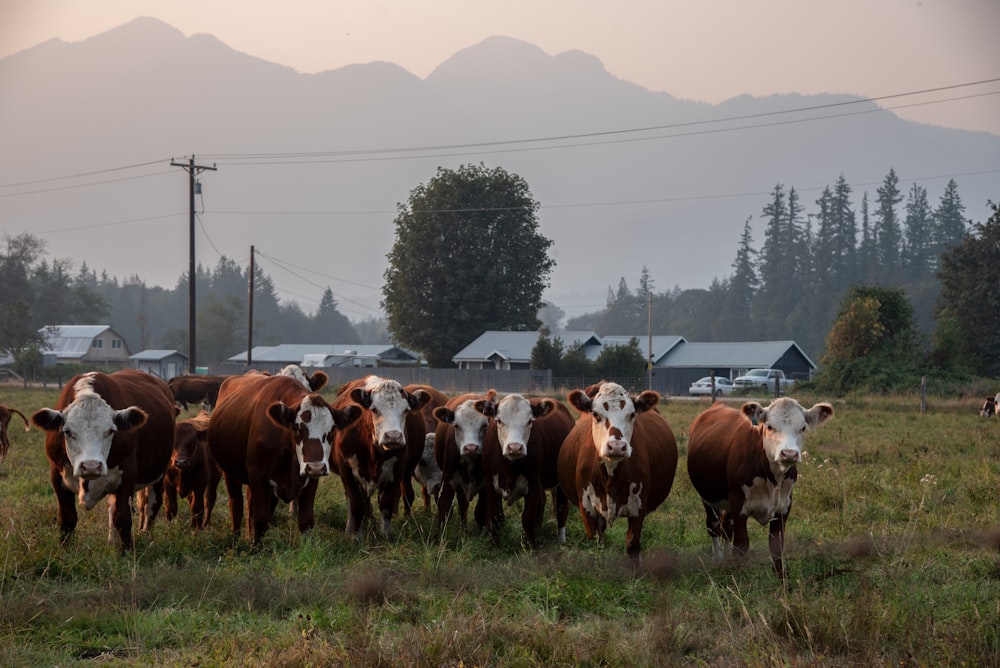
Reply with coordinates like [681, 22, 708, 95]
[400, 477, 416, 515]
[189, 484, 205, 530]
[296, 478, 318, 534]
[768, 514, 788, 578]
[553, 487, 569, 545]
[625, 515, 645, 566]
[377, 481, 399, 539]
[140, 479, 164, 532]
[703, 502, 727, 561]
[163, 478, 178, 522]
[521, 484, 544, 548]
[247, 484, 273, 546]
[110, 489, 134, 553]
[472, 490, 489, 532]
[577, 503, 598, 541]
[50, 467, 78, 539]
[202, 469, 221, 528]
[224, 474, 244, 536]
[436, 481, 456, 531]
[340, 472, 369, 538]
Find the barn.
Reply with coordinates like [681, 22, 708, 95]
[39, 325, 132, 367]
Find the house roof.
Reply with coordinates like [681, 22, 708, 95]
[594, 335, 687, 363]
[40, 325, 119, 358]
[451, 330, 601, 364]
[130, 349, 186, 361]
[227, 344, 419, 364]
[660, 340, 817, 370]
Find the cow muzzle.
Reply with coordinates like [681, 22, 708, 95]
[778, 449, 801, 463]
[76, 459, 106, 480]
[461, 443, 481, 456]
[302, 461, 329, 477]
[503, 442, 525, 460]
[602, 440, 629, 460]
[379, 430, 406, 450]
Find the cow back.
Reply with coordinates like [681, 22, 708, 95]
[686, 401, 761, 505]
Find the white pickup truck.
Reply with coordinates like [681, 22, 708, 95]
[732, 368, 795, 393]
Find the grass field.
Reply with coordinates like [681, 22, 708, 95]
[0, 385, 997, 667]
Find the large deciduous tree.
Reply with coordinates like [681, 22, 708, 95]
[382, 164, 554, 366]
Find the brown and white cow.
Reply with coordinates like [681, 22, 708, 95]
[980, 396, 998, 418]
[686, 398, 834, 576]
[0, 403, 30, 464]
[208, 373, 361, 545]
[403, 383, 448, 511]
[477, 393, 575, 548]
[330, 376, 431, 539]
[279, 364, 329, 393]
[558, 382, 678, 563]
[30, 369, 176, 552]
[163, 410, 221, 529]
[431, 391, 497, 532]
[167, 374, 231, 412]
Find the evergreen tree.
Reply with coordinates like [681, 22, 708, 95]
[382, 164, 554, 366]
[857, 191, 876, 282]
[932, 179, 968, 262]
[311, 288, 360, 344]
[935, 201, 1000, 375]
[874, 168, 903, 281]
[717, 217, 757, 338]
[902, 183, 934, 280]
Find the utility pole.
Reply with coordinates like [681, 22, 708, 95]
[170, 155, 216, 374]
[247, 245, 255, 368]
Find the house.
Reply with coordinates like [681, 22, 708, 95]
[655, 340, 817, 394]
[452, 331, 816, 396]
[224, 343, 422, 373]
[452, 331, 602, 370]
[39, 325, 131, 367]
[129, 349, 188, 380]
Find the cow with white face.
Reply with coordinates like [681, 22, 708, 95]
[432, 391, 496, 531]
[208, 373, 361, 545]
[278, 364, 328, 393]
[478, 393, 575, 547]
[558, 382, 678, 563]
[31, 370, 176, 552]
[687, 397, 834, 576]
[330, 376, 431, 538]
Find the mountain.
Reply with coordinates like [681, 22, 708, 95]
[1, 17, 997, 322]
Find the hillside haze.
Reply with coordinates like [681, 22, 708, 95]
[1, 17, 997, 322]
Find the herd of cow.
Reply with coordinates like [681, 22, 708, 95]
[2, 366, 839, 577]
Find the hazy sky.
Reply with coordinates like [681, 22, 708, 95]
[4, 0, 1000, 136]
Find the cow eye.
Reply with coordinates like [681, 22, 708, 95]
[496, 419, 504, 426]
[62, 428, 73, 440]
[370, 407, 381, 416]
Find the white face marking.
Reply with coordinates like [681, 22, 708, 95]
[364, 378, 411, 449]
[741, 475, 796, 525]
[451, 400, 490, 457]
[57, 376, 132, 479]
[587, 383, 637, 461]
[279, 364, 311, 389]
[493, 394, 535, 460]
[292, 395, 336, 477]
[757, 397, 822, 471]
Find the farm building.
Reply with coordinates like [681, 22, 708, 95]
[129, 349, 188, 380]
[223, 343, 422, 374]
[39, 325, 131, 367]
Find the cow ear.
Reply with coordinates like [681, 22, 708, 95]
[632, 391, 661, 413]
[433, 406, 455, 424]
[485, 389, 498, 403]
[350, 388, 372, 408]
[408, 389, 431, 410]
[474, 398, 497, 418]
[741, 402, 765, 425]
[266, 401, 296, 428]
[309, 370, 329, 392]
[584, 382, 605, 399]
[31, 408, 64, 432]
[532, 399, 555, 419]
[567, 390, 592, 413]
[806, 403, 834, 427]
[334, 404, 362, 429]
[115, 407, 148, 431]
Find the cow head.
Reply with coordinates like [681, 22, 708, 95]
[31, 377, 148, 479]
[434, 398, 493, 457]
[279, 364, 328, 392]
[268, 394, 361, 477]
[742, 398, 834, 471]
[350, 378, 430, 451]
[568, 382, 660, 464]
[172, 417, 210, 470]
[479, 393, 555, 461]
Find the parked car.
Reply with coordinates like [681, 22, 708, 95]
[688, 376, 735, 397]
[732, 368, 795, 393]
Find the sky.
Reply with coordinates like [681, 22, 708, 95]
[4, 0, 1000, 136]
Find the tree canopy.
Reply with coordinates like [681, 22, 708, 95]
[382, 164, 555, 367]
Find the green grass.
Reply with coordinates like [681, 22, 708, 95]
[0, 388, 997, 666]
